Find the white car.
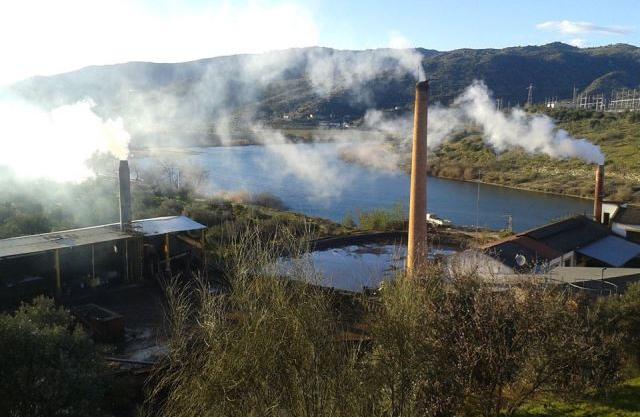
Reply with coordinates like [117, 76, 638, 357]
[426, 213, 452, 227]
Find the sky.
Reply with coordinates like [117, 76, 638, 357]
[0, 0, 638, 87]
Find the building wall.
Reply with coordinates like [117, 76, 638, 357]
[602, 203, 620, 225]
[612, 222, 640, 241]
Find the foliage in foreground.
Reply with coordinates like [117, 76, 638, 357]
[0, 297, 107, 417]
[146, 226, 639, 417]
[517, 377, 640, 417]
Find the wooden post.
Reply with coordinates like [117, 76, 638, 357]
[201, 229, 207, 277]
[164, 234, 171, 275]
[125, 239, 130, 283]
[91, 244, 96, 281]
[54, 249, 61, 295]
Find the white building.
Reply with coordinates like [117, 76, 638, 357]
[601, 203, 640, 243]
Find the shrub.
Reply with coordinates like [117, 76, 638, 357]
[250, 192, 289, 211]
[600, 282, 640, 366]
[366, 274, 621, 417]
[147, 226, 625, 417]
[0, 297, 107, 417]
[358, 203, 406, 231]
[342, 212, 357, 228]
[146, 227, 362, 417]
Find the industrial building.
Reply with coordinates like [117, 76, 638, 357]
[0, 161, 206, 307]
[455, 165, 640, 287]
[601, 202, 640, 242]
[456, 215, 640, 277]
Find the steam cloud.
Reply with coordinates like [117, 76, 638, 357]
[2, 45, 604, 203]
[0, 97, 130, 181]
[364, 80, 605, 165]
[1, 44, 421, 196]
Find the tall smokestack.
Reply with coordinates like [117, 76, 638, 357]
[119, 160, 132, 231]
[407, 80, 429, 276]
[593, 164, 604, 223]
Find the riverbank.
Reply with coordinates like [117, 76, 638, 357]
[131, 127, 356, 154]
[135, 110, 640, 207]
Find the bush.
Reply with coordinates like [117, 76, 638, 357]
[250, 192, 288, 211]
[147, 227, 626, 417]
[342, 212, 357, 228]
[366, 273, 621, 417]
[358, 203, 406, 231]
[146, 228, 362, 417]
[0, 297, 107, 417]
[601, 282, 640, 366]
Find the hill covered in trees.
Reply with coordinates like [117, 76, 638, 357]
[5, 43, 640, 147]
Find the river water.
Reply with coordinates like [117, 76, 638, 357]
[136, 142, 592, 232]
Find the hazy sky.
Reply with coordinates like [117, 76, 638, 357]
[1, 0, 638, 86]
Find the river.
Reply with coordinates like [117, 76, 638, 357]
[135, 142, 592, 232]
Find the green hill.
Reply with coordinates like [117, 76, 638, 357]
[5, 43, 640, 147]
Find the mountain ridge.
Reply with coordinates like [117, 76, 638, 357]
[5, 42, 640, 146]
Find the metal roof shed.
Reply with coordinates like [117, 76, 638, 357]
[132, 216, 206, 236]
[0, 216, 206, 260]
[576, 235, 640, 267]
[0, 225, 131, 260]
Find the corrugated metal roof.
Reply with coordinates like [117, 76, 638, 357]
[0, 225, 130, 259]
[0, 216, 206, 259]
[522, 215, 609, 254]
[576, 235, 640, 267]
[130, 216, 206, 236]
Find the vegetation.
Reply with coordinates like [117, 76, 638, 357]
[0, 215, 639, 416]
[0, 157, 350, 241]
[10, 43, 640, 141]
[347, 203, 406, 231]
[518, 377, 640, 417]
[409, 109, 640, 202]
[0, 297, 107, 417]
[144, 224, 640, 417]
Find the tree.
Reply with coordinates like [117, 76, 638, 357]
[0, 297, 107, 417]
[367, 273, 622, 417]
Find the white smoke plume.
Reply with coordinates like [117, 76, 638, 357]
[455, 81, 604, 164]
[0, 97, 130, 181]
[364, 80, 605, 165]
[306, 47, 424, 99]
[1, 43, 421, 198]
[252, 126, 355, 201]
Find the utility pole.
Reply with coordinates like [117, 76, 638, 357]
[526, 83, 534, 107]
[503, 215, 513, 233]
[475, 170, 482, 237]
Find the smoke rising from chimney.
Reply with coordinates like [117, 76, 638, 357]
[0, 97, 130, 181]
[364, 81, 605, 165]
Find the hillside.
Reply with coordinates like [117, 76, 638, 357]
[5, 43, 640, 147]
[410, 109, 640, 202]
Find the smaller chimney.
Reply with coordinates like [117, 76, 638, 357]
[119, 160, 132, 231]
[593, 164, 604, 223]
